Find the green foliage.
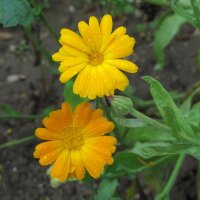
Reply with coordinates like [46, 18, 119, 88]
[0, 0, 34, 27]
[63, 80, 88, 109]
[153, 13, 186, 70]
[143, 76, 195, 140]
[101, 0, 135, 16]
[95, 179, 118, 200]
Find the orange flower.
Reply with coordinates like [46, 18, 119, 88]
[33, 102, 116, 182]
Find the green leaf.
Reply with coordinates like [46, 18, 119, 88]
[153, 13, 186, 70]
[63, 80, 88, 109]
[143, 76, 195, 140]
[124, 126, 175, 145]
[0, 0, 34, 27]
[111, 114, 146, 128]
[0, 105, 21, 117]
[132, 142, 191, 159]
[171, 0, 197, 27]
[95, 179, 118, 200]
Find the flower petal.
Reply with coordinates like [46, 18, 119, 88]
[104, 36, 135, 59]
[34, 141, 64, 158]
[74, 150, 85, 180]
[78, 21, 96, 51]
[52, 46, 88, 62]
[105, 59, 138, 73]
[100, 14, 113, 45]
[102, 63, 129, 91]
[61, 102, 73, 125]
[39, 147, 63, 166]
[73, 102, 94, 127]
[81, 146, 105, 178]
[59, 63, 87, 83]
[51, 150, 70, 182]
[59, 28, 90, 54]
[82, 117, 114, 138]
[89, 16, 102, 50]
[35, 128, 63, 141]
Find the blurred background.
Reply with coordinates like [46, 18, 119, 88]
[0, 0, 200, 199]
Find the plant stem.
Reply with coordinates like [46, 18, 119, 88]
[130, 108, 171, 133]
[155, 154, 185, 200]
[0, 135, 36, 150]
[0, 114, 39, 119]
[29, 0, 59, 41]
[95, 97, 100, 109]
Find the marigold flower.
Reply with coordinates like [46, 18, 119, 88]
[52, 14, 138, 99]
[33, 102, 116, 182]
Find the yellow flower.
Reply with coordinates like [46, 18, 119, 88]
[52, 14, 138, 99]
[33, 102, 116, 182]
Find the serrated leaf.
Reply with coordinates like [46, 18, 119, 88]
[95, 179, 118, 200]
[0, 0, 34, 27]
[63, 80, 88, 109]
[153, 13, 186, 70]
[143, 76, 195, 140]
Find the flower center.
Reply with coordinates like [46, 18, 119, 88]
[63, 125, 84, 150]
[89, 52, 103, 66]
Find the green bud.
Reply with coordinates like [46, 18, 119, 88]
[111, 95, 133, 115]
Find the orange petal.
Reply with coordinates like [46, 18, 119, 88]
[61, 102, 73, 125]
[39, 147, 63, 166]
[73, 102, 94, 127]
[35, 128, 63, 141]
[51, 150, 70, 182]
[81, 146, 105, 178]
[34, 141, 64, 158]
[82, 117, 114, 138]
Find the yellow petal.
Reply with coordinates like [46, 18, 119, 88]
[39, 147, 63, 166]
[73, 65, 92, 98]
[52, 46, 88, 62]
[89, 16, 101, 50]
[59, 28, 90, 54]
[104, 36, 135, 58]
[100, 26, 126, 52]
[59, 63, 87, 83]
[58, 57, 89, 72]
[78, 21, 96, 51]
[35, 128, 63, 140]
[51, 150, 70, 182]
[100, 14, 113, 45]
[102, 63, 129, 91]
[105, 59, 138, 73]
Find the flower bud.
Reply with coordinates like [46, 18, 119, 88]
[110, 95, 133, 115]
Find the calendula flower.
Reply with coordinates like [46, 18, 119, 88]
[52, 14, 138, 99]
[33, 102, 116, 182]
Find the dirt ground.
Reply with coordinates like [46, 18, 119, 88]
[0, 0, 200, 199]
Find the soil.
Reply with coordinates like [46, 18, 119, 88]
[0, 0, 200, 200]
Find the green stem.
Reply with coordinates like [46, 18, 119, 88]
[130, 108, 171, 133]
[0, 114, 39, 119]
[29, 0, 59, 41]
[0, 135, 36, 150]
[95, 97, 100, 109]
[155, 154, 185, 200]
[24, 26, 53, 64]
